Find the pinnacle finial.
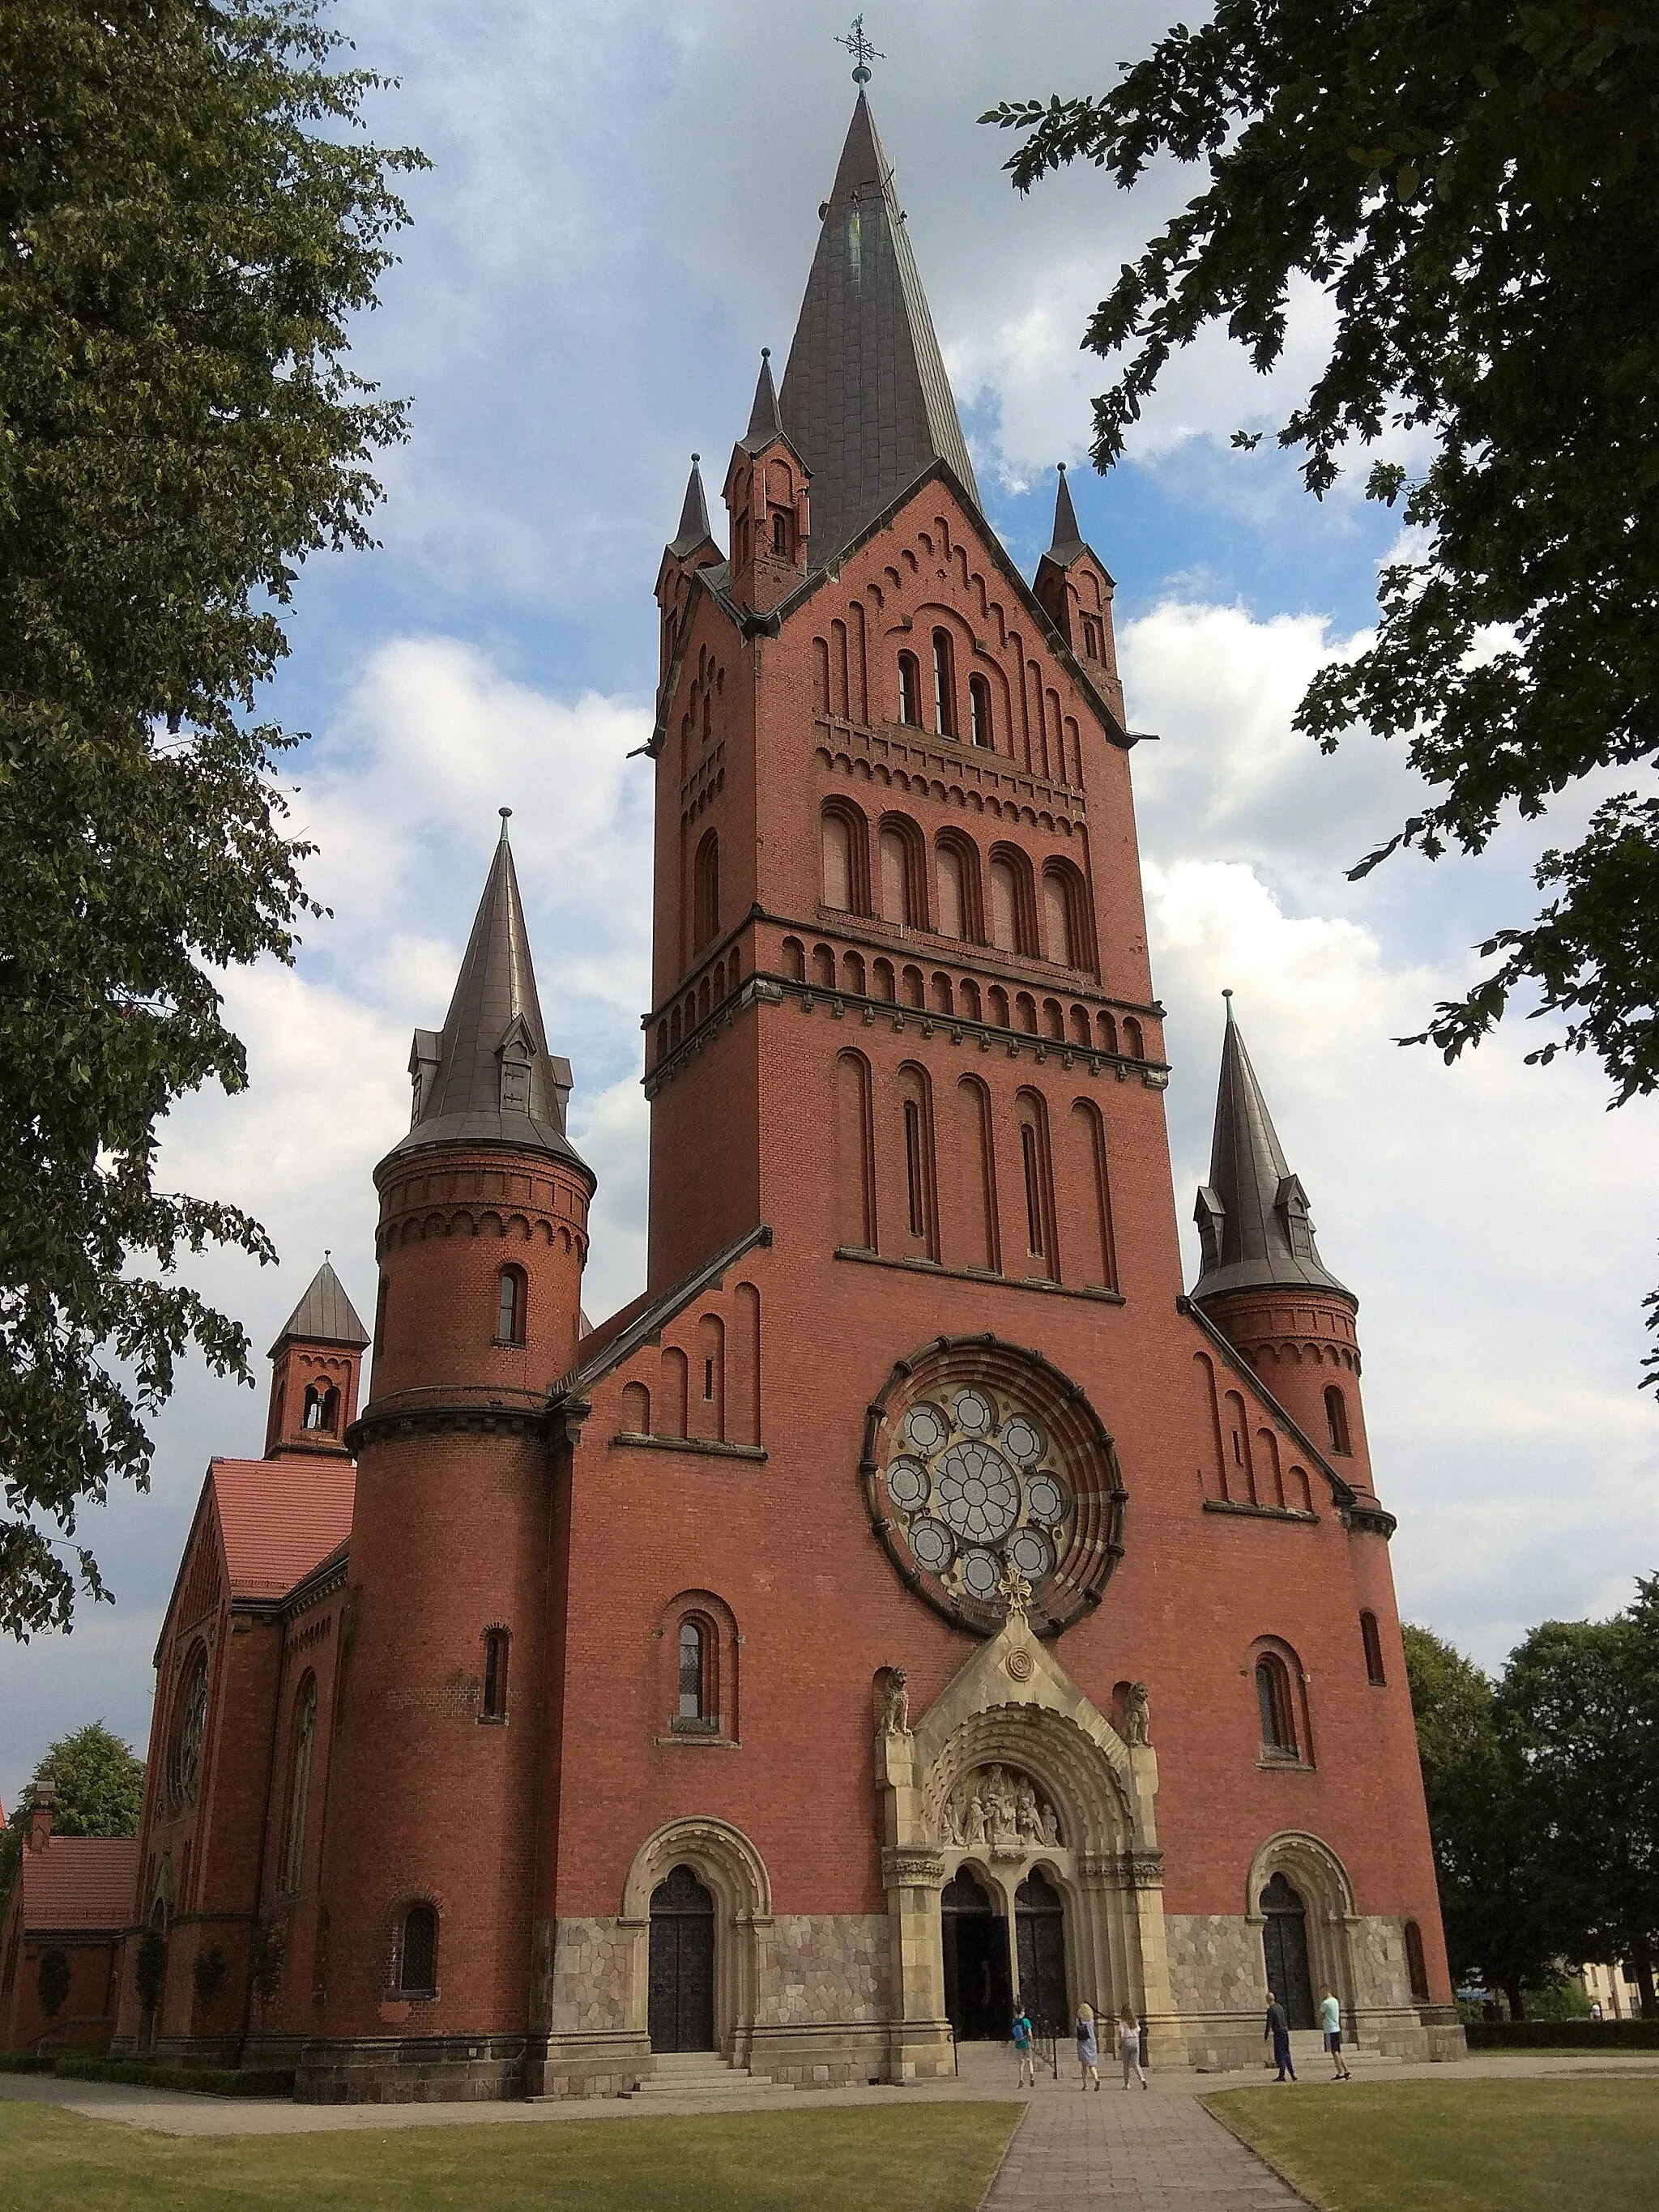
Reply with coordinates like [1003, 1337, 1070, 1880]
[836, 13, 883, 83]
[499, 806, 513, 842]
[1223, 987, 1234, 1021]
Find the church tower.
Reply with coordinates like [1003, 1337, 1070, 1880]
[311, 820, 595, 2096]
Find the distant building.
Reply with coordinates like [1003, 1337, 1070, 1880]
[1580, 1960, 1645, 2020]
[0, 1787, 137, 2054]
[109, 89, 1461, 2100]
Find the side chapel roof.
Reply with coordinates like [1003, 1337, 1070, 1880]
[16, 1838, 139, 1935]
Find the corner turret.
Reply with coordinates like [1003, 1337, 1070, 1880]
[365, 816, 595, 1409]
[1192, 995, 1381, 1507]
[1032, 464, 1126, 726]
[723, 351, 809, 615]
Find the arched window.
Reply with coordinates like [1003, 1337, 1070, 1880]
[301, 1383, 338, 1433]
[898, 651, 921, 725]
[1016, 1092, 1056, 1273]
[771, 509, 790, 556]
[674, 1617, 716, 1732]
[399, 1904, 437, 1997]
[1361, 1610, 1386, 1686]
[879, 824, 914, 925]
[168, 1645, 209, 1812]
[988, 856, 1019, 953]
[821, 802, 868, 913]
[279, 1675, 317, 1895]
[1325, 1384, 1352, 1455]
[480, 1627, 510, 1722]
[1256, 1656, 1298, 1756]
[497, 1265, 527, 1346]
[621, 1379, 650, 1435]
[1404, 1920, 1431, 2002]
[693, 829, 719, 950]
[936, 842, 966, 938]
[782, 936, 806, 982]
[932, 630, 956, 735]
[969, 674, 991, 748]
[1121, 1016, 1144, 1059]
[1042, 863, 1090, 970]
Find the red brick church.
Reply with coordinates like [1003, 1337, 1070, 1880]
[112, 91, 1462, 2098]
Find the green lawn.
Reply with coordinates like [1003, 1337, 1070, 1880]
[0, 2101, 1021, 2212]
[1207, 2078, 1659, 2212]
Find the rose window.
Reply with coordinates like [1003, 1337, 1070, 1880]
[863, 1337, 1127, 1637]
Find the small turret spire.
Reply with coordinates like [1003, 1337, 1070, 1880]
[668, 453, 714, 559]
[1047, 461, 1088, 565]
[743, 350, 783, 450]
[1192, 1001, 1352, 1304]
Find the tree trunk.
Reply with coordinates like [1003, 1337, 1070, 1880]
[1502, 1977, 1526, 2022]
[1630, 1933, 1657, 2021]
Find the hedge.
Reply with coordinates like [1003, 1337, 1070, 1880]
[1464, 2019, 1659, 2051]
[0, 2053, 294, 2095]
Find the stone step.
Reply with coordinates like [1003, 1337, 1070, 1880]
[625, 2053, 784, 2099]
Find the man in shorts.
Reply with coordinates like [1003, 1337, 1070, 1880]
[1320, 1989, 1352, 2080]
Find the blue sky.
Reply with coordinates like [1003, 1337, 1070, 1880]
[4, 0, 1655, 1809]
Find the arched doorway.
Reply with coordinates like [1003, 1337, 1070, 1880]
[1260, 1872, 1316, 2027]
[648, 1864, 715, 2052]
[941, 1869, 1011, 2040]
[1014, 1869, 1068, 2034]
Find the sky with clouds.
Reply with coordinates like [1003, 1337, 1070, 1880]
[4, 0, 1655, 1807]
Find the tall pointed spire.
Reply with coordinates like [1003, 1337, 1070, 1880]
[668, 454, 714, 559]
[779, 92, 979, 569]
[742, 350, 784, 450]
[382, 822, 588, 1176]
[1047, 462, 1088, 565]
[1192, 997, 1351, 1303]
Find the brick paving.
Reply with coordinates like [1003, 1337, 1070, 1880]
[983, 2078, 1302, 2209]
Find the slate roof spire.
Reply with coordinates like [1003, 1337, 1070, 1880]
[1192, 994, 1353, 1304]
[778, 91, 980, 569]
[381, 817, 590, 1179]
[668, 453, 715, 559]
[267, 1259, 369, 1358]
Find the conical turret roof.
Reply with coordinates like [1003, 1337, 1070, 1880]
[267, 1259, 369, 1357]
[1191, 999, 1352, 1304]
[778, 92, 979, 568]
[379, 816, 591, 1181]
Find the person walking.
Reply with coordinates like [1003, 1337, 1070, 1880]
[1265, 1990, 1296, 2082]
[1117, 2005, 1148, 2090]
[1075, 2002, 1101, 2091]
[1320, 1989, 1351, 2081]
[1012, 2003, 1037, 2091]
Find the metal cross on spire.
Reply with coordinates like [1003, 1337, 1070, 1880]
[835, 13, 883, 83]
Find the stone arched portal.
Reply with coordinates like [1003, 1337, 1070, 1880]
[875, 1584, 1172, 2078]
[619, 1817, 772, 2070]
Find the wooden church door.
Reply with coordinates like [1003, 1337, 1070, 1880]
[1015, 1869, 1068, 2035]
[1260, 1873, 1316, 2028]
[648, 1864, 715, 2052]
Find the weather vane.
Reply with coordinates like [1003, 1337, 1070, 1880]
[836, 14, 883, 83]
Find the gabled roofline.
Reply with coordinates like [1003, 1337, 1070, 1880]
[647, 459, 1140, 760]
[552, 1224, 773, 1402]
[150, 1469, 225, 1670]
[649, 561, 746, 755]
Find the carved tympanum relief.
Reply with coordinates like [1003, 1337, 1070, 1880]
[936, 1762, 1062, 1854]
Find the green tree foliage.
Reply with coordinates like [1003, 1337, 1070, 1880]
[1505, 1578, 1659, 2017]
[0, 0, 424, 1637]
[1401, 1625, 1558, 2021]
[0, 1720, 145, 1910]
[984, 4, 1659, 1383]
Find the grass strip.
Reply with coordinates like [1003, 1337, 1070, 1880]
[0, 2099, 1021, 2212]
[1205, 2077, 1659, 2212]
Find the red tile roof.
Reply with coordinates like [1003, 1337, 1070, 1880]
[20, 1838, 139, 1934]
[211, 1458, 356, 1600]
